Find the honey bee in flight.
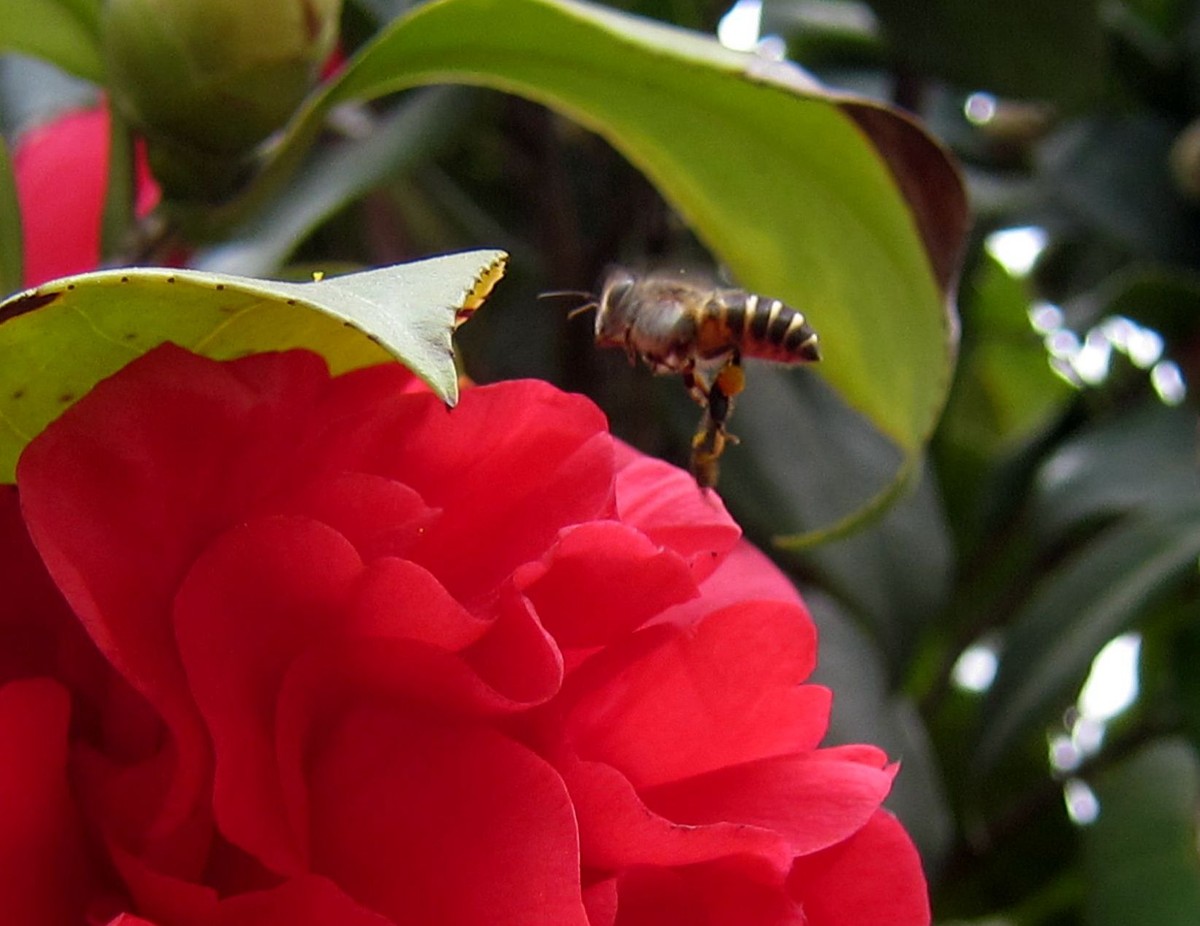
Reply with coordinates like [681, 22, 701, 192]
[567, 268, 821, 487]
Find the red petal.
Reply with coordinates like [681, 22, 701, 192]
[211, 876, 395, 926]
[563, 757, 791, 872]
[272, 631, 565, 862]
[653, 540, 804, 629]
[309, 706, 589, 926]
[612, 450, 741, 584]
[278, 471, 440, 561]
[0, 680, 94, 924]
[349, 556, 490, 648]
[18, 346, 332, 828]
[460, 586, 564, 704]
[565, 602, 828, 788]
[172, 516, 365, 874]
[788, 810, 930, 926]
[516, 521, 699, 647]
[583, 878, 618, 926]
[614, 858, 802, 926]
[304, 378, 616, 602]
[642, 751, 896, 857]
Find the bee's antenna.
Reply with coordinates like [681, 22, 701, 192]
[539, 289, 599, 320]
[566, 300, 599, 319]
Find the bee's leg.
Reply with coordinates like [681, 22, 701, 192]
[690, 411, 726, 488]
[681, 359, 711, 408]
[707, 353, 744, 440]
[688, 354, 749, 487]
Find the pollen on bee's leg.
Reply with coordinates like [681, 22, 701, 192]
[715, 361, 745, 397]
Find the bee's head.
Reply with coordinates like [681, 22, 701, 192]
[593, 267, 638, 345]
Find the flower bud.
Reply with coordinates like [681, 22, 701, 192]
[103, 0, 341, 198]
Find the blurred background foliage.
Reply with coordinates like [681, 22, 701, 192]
[3, 0, 1200, 923]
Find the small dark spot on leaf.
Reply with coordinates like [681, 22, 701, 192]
[287, 299, 297, 306]
[216, 284, 225, 291]
[11, 389, 25, 400]
[124, 332, 138, 341]
[59, 393, 75, 404]
[66, 284, 76, 291]
[166, 276, 176, 284]
[0, 290, 61, 323]
[120, 276, 130, 283]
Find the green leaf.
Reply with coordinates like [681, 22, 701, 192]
[865, 0, 1106, 105]
[0, 250, 507, 481]
[977, 507, 1200, 771]
[1033, 403, 1200, 541]
[0, 137, 21, 296]
[196, 87, 479, 277]
[1083, 739, 1200, 926]
[100, 106, 138, 263]
[210, 0, 967, 541]
[0, 0, 104, 83]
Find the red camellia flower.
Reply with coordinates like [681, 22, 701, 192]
[0, 344, 929, 925]
[13, 104, 160, 287]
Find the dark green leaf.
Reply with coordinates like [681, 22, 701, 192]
[1084, 739, 1200, 926]
[978, 507, 1200, 771]
[866, 0, 1106, 105]
[1037, 115, 1200, 265]
[196, 87, 479, 276]
[1032, 402, 1200, 541]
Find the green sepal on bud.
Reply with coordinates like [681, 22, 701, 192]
[103, 0, 342, 201]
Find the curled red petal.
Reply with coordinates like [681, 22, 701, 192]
[788, 810, 931, 926]
[515, 521, 699, 647]
[612, 449, 741, 584]
[172, 516, 366, 874]
[18, 345, 333, 830]
[293, 377, 618, 602]
[277, 471, 440, 561]
[460, 586, 564, 704]
[309, 705, 590, 926]
[642, 751, 897, 857]
[566, 602, 829, 788]
[653, 540, 804, 630]
[562, 756, 792, 872]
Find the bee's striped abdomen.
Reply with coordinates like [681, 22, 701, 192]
[735, 292, 820, 364]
